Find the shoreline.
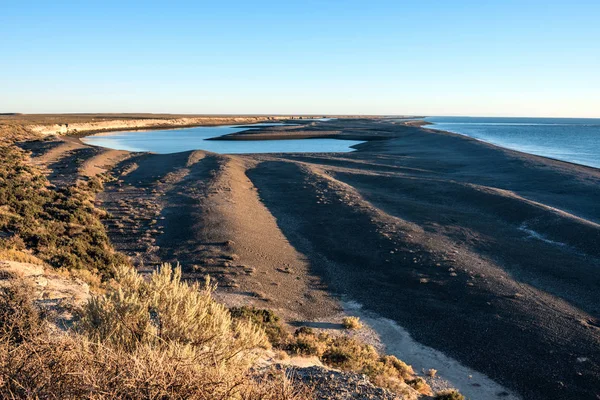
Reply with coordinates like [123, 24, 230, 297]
[342, 301, 521, 400]
[76, 116, 600, 175]
[421, 120, 600, 171]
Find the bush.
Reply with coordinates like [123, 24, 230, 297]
[80, 264, 268, 361]
[286, 328, 328, 356]
[285, 327, 429, 395]
[342, 316, 363, 330]
[0, 333, 310, 399]
[230, 306, 290, 347]
[435, 389, 465, 400]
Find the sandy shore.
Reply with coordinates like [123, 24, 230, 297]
[20, 117, 600, 400]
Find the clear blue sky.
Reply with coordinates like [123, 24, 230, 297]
[1, 1, 599, 117]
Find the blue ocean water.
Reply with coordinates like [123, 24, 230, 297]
[425, 117, 600, 169]
[81, 123, 363, 154]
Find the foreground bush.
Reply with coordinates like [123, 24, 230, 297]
[1, 335, 310, 399]
[0, 265, 311, 399]
[81, 264, 268, 364]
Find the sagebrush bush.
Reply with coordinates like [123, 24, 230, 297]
[80, 264, 268, 364]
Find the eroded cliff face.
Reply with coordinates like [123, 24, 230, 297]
[27, 115, 316, 136]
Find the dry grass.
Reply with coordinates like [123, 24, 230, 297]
[0, 248, 45, 265]
[0, 280, 43, 345]
[55, 267, 104, 293]
[0, 265, 313, 399]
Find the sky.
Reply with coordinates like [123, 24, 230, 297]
[1, 0, 599, 117]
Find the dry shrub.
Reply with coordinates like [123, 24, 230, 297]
[0, 280, 43, 345]
[285, 327, 430, 396]
[230, 306, 291, 347]
[229, 309, 433, 396]
[0, 265, 312, 399]
[80, 264, 268, 365]
[286, 327, 329, 357]
[435, 389, 465, 400]
[0, 335, 311, 399]
[342, 316, 363, 330]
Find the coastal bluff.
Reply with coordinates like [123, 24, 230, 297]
[26, 115, 319, 136]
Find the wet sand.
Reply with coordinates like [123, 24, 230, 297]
[22, 118, 600, 400]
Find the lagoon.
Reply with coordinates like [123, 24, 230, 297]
[81, 123, 363, 154]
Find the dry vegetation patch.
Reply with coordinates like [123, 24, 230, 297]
[0, 265, 311, 399]
[342, 316, 363, 330]
[230, 307, 433, 397]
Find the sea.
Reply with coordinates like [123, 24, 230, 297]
[425, 117, 600, 169]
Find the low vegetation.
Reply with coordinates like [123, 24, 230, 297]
[231, 307, 432, 397]
[0, 145, 127, 277]
[342, 316, 363, 330]
[435, 390, 465, 400]
[0, 265, 311, 399]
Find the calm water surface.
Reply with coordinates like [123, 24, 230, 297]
[81, 123, 363, 154]
[426, 117, 600, 169]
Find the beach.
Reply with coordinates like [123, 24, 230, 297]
[18, 117, 600, 400]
